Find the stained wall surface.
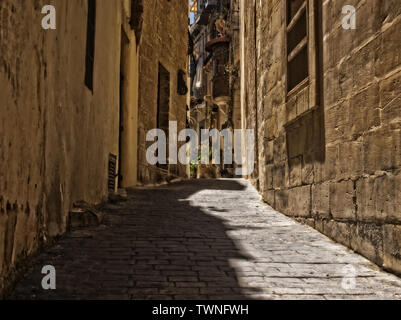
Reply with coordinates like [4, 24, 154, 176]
[0, 0, 137, 295]
[241, 0, 401, 274]
[137, 0, 189, 184]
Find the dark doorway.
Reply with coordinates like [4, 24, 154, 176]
[84, 0, 96, 91]
[118, 29, 130, 188]
[157, 63, 170, 171]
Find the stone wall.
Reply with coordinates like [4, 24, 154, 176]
[241, 0, 401, 275]
[0, 0, 136, 296]
[137, 0, 189, 184]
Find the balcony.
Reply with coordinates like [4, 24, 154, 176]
[205, 36, 230, 103]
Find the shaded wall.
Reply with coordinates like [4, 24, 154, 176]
[120, 28, 140, 188]
[0, 0, 134, 295]
[137, 0, 189, 184]
[241, 0, 401, 274]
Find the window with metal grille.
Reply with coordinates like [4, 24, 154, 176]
[85, 0, 96, 91]
[286, 0, 308, 93]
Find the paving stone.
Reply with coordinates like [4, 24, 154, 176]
[9, 179, 401, 300]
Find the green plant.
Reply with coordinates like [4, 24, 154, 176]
[190, 159, 198, 176]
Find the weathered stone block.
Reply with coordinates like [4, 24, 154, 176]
[265, 164, 274, 190]
[356, 172, 401, 224]
[288, 156, 302, 188]
[314, 217, 325, 234]
[383, 225, 401, 275]
[265, 115, 278, 141]
[274, 189, 289, 215]
[323, 67, 342, 108]
[363, 127, 401, 174]
[322, 144, 338, 181]
[312, 182, 330, 218]
[262, 190, 275, 207]
[286, 122, 306, 159]
[378, 0, 401, 25]
[273, 133, 287, 164]
[379, 69, 401, 126]
[265, 140, 274, 164]
[337, 141, 363, 180]
[349, 84, 380, 139]
[329, 180, 356, 221]
[376, 18, 401, 77]
[287, 185, 311, 218]
[273, 163, 286, 189]
[351, 38, 378, 91]
[322, 220, 351, 248]
[296, 218, 315, 228]
[350, 222, 383, 266]
[325, 101, 350, 144]
[301, 153, 314, 185]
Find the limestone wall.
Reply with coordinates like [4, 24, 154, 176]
[241, 0, 401, 274]
[0, 0, 129, 296]
[137, 0, 189, 184]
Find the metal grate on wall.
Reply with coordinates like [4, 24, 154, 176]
[108, 153, 117, 193]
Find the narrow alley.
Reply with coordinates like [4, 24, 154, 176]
[2, 0, 401, 304]
[11, 179, 401, 300]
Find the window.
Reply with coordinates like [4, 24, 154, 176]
[85, 0, 96, 91]
[285, 0, 320, 124]
[286, 0, 308, 93]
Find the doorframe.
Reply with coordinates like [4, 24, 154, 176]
[118, 28, 130, 188]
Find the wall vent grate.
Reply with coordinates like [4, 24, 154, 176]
[108, 153, 117, 193]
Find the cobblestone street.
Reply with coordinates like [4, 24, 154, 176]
[10, 179, 401, 300]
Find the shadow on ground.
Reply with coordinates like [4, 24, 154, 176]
[10, 179, 261, 300]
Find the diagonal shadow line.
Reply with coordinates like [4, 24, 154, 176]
[10, 179, 263, 300]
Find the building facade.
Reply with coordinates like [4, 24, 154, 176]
[241, 0, 401, 274]
[0, 0, 138, 296]
[0, 0, 189, 297]
[137, 0, 189, 184]
[189, 0, 241, 178]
